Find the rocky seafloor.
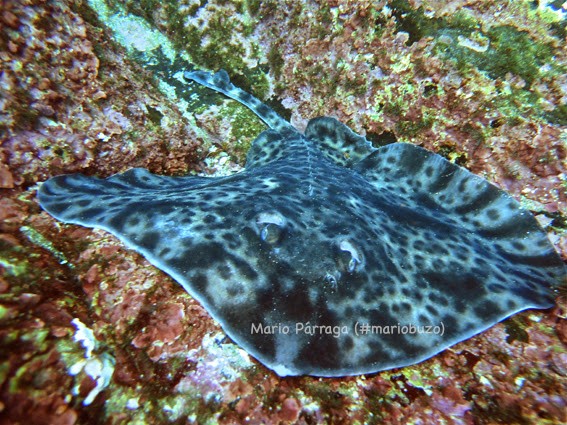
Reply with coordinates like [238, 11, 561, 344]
[1, 0, 566, 423]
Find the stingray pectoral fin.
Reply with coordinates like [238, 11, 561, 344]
[354, 142, 565, 296]
[37, 169, 235, 223]
[38, 173, 121, 223]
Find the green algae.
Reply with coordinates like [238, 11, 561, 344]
[390, 1, 477, 44]
[20, 226, 71, 268]
[180, 11, 258, 78]
[6, 328, 69, 395]
[0, 305, 10, 321]
[400, 369, 433, 396]
[267, 44, 285, 80]
[395, 112, 435, 137]
[110, 0, 269, 98]
[0, 256, 28, 278]
[390, 0, 567, 125]
[504, 317, 530, 344]
[300, 379, 367, 421]
[91, 0, 177, 61]
[220, 102, 267, 164]
[154, 391, 218, 423]
[464, 26, 552, 83]
[102, 387, 148, 423]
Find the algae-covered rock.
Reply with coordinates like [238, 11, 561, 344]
[1, 0, 565, 423]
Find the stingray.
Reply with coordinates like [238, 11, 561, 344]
[38, 69, 565, 377]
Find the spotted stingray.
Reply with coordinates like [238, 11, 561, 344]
[38, 69, 565, 377]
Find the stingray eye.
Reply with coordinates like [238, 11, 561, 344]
[338, 239, 363, 273]
[255, 211, 286, 244]
[324, 273, 338, 288]
[260, 223, 283, 244]
[347, 257, 359, 273]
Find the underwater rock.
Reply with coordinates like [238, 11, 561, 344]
[1, 0, 566, 423]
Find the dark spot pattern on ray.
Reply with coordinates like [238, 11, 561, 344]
[38, 69, 566, 377]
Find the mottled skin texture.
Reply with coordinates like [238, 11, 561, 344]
[38, 70, 565, 377]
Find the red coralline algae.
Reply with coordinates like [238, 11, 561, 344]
[279, 397, 301, 422]
[0, 0, 204, 187]
[1, 0, 566, 423]
[482, 123, 566, 213]
[131, 302, 187, 360]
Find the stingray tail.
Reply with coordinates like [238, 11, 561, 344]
[185, 69, 295, 134]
